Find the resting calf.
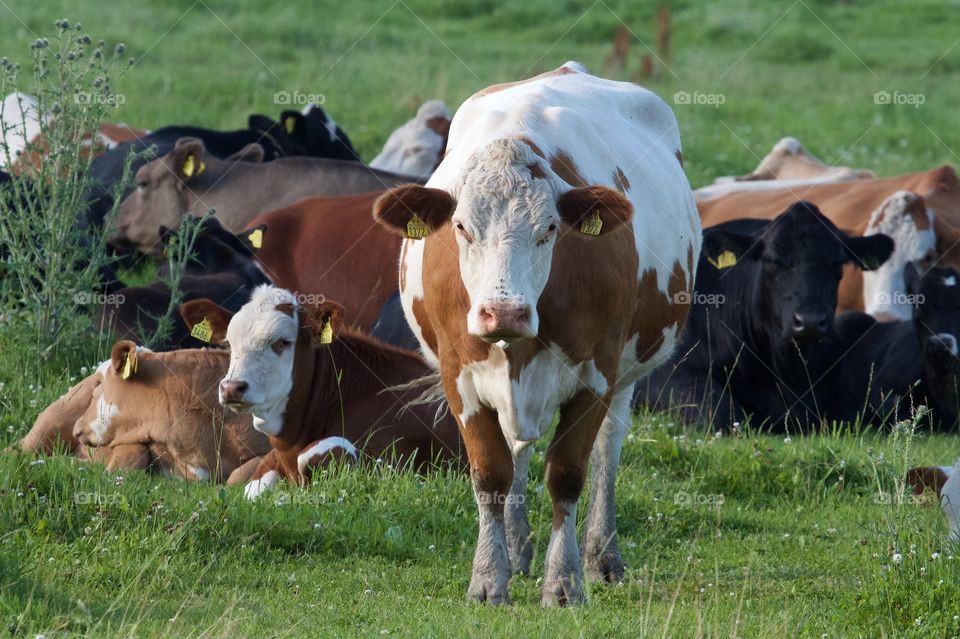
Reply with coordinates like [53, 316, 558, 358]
[180, 286, 464, 500]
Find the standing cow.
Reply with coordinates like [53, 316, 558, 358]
[373, 62, 701, 605]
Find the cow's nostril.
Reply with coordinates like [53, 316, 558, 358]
[792, 314, 805, 331]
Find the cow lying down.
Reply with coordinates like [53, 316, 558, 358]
[906, 462, 960, 542]
[20, 342, 269, 482]
[634, 201, 894, 430]
[180, 286, 465, 500]
[836, 263, 960, 431]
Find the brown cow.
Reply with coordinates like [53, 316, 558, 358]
[113, 137, 419, 252]
[21, 343, 268, 482]
[374, 62, 700, 605]
[243, 191, 402, 331]
[179, 287, 465, 500]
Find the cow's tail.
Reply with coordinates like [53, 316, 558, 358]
[381, 372, 450, 427]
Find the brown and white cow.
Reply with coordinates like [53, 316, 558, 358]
[21, 342, 269, 482]
[179, 287, 465, 500]
[370, 100, 451, 179]
[907, 461, 960, 542]
[373, 62, 700, 605]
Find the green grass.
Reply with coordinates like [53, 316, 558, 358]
[3, 0, 960, 636]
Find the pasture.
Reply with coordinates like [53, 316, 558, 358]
[2, 0, 960, 636]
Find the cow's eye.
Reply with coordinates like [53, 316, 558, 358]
[547, 223, 558, 232]
[221, 340, 230, 350]
[454, 221, 473, 243]
[271, 338, 292, 355]
[136, 180, 147, 191]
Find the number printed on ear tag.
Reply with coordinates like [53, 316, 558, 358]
[191, 317, 213, 343]
[406, 214, 429, 239]
[580, 211, 603, 236]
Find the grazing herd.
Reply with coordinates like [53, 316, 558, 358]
[6, 61, 960, 605]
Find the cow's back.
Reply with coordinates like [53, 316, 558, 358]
[247, 192, 403, 330]
[698, 166, 960, 229]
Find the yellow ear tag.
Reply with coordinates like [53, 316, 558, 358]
[248, 228, 263, 249]
[580, 211, 603, 236]
[319, 317, 333, 344]
[284, 115, 297, 135]
[190, 317, 213, 343]
[182, 154, 205, 177]
[708, 250, 738, 269]
[406, 214, 429, 240]
[121, 351, 137, 380]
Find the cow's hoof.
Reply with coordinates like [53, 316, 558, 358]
[467, 578, 510, 605]
[540, 579, 585, 607]
[583, 551, 625, 584]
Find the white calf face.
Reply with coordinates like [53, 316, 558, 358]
[453, 144, 560, 341]
[863, 191, 936, 320]
[219, 287, 300, 435]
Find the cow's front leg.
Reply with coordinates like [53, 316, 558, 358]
[583, 385, 631, 583]
[542, 389, 609, 606]
[505, 442, 533, 575]
[244, 450, 282, 500]
[461, 405, 513, 605]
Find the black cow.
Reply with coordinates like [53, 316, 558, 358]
[83, 104, 357, 231]
[370, 290, 419, 351]
[634, 201, 894, 431]
[836, 263, 960, 431]
[98, 217, 270, 350]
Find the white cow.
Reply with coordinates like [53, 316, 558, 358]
[374, 61, 700, 605]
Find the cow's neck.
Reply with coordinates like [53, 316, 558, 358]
[274, 331, 429, 449]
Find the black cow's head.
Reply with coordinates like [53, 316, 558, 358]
[158, 216, 269, 287]
[247, 104, 357, 161]
[703, 201, 894, 343]
[906, 263, 960, 376]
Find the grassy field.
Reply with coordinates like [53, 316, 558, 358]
[3, 0, 960, 636]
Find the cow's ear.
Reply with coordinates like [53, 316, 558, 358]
[844, 233, 894, 271]
[280, 111, 306, 137]
[904, 262, 923, 293]
[110, 341, 141, 380]
[701, 230, 761, 269]
[556, 186, 633, 236]
[225, 143, 264, 163]
[171, 137, 206, 181]
[303, 301, 346, 345]
[241, 224, 267, 252]
[179, 299, 233, 344]
[373, 185, 455, 239]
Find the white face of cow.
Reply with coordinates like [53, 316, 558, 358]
[219, 287, 300, 436]
[452, 140, 560, 342]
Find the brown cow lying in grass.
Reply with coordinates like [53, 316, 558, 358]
[180, 286, 465, 500]
[21, 342, 269, 482]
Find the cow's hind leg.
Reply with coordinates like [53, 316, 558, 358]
[461, 405, 513, 605]
[542, 389, 609, 606]
[582, 385, 632, 584]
